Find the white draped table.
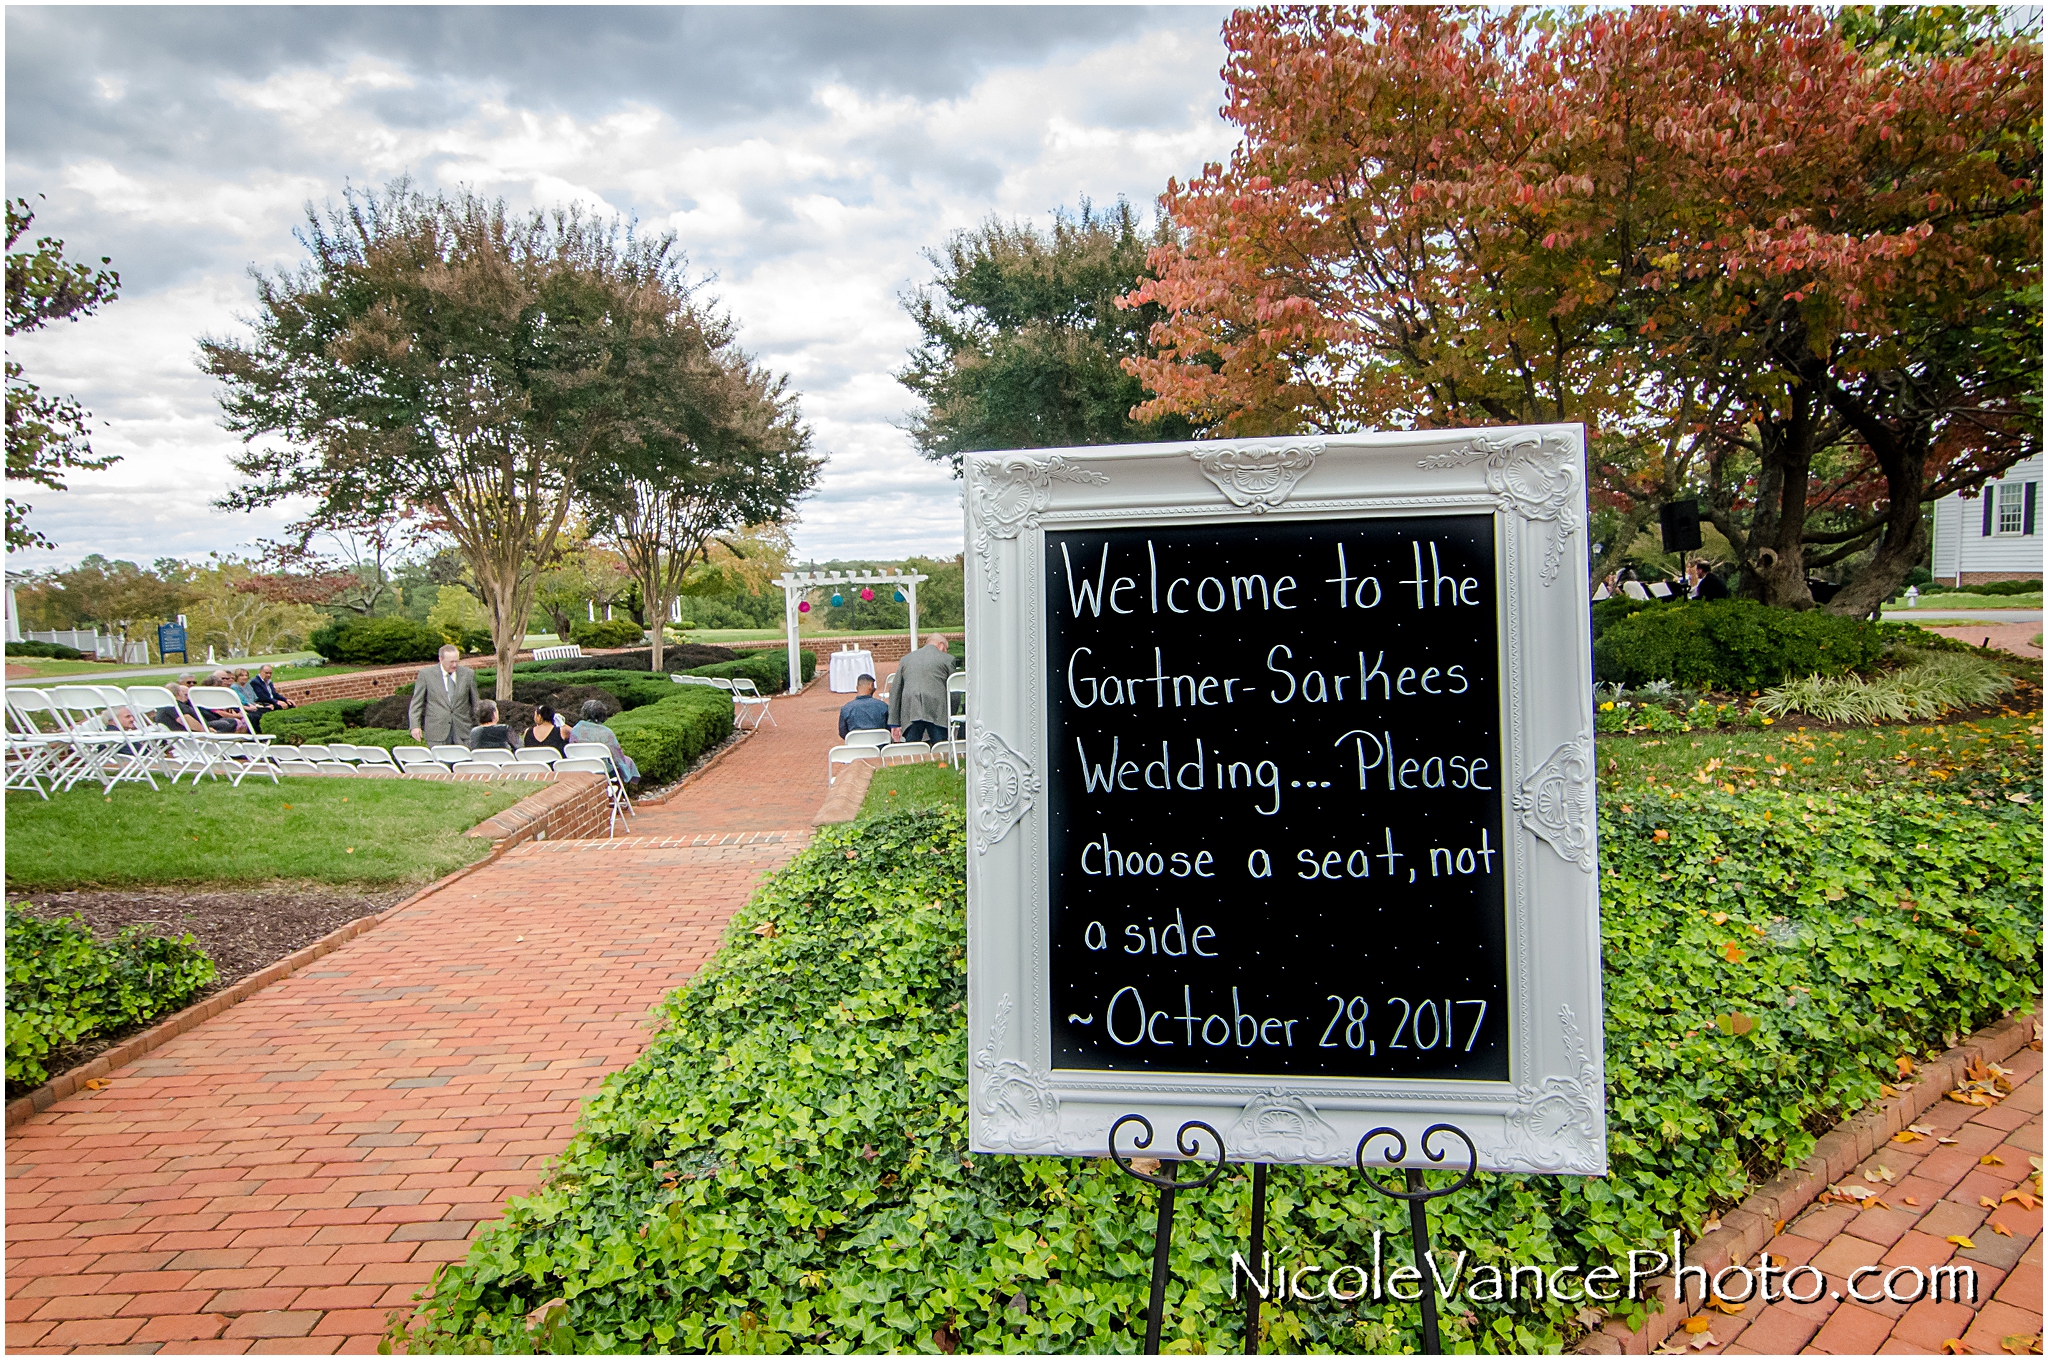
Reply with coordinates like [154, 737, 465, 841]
[828, 649, 876, 693]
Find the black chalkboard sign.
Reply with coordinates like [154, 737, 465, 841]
[1044, 513, 1509, 1081]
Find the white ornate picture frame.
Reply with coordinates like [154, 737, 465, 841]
[964, 427, 1606, 1175]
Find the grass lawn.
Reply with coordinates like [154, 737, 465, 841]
[1600, 713, 2042, 802]
[859, 762, 967, 818]
[1887, 591, 2043, 611]
[5, 777, 538, 890]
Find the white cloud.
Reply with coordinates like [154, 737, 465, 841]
[6, 8, 1238, 573]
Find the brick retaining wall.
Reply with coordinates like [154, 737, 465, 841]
[465, 770, 611, 845]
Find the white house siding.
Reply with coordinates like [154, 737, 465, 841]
[1930, 454, 2043, 585]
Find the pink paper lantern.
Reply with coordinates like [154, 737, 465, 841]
[798, 600, 811, 613]
[859, 588, 875, 601]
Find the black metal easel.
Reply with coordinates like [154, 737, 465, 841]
[1353, 1124, 1480, 1355]
[1108, 1115, 1228, 1354]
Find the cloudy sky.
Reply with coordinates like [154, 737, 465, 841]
[5, 5, 1237, 572]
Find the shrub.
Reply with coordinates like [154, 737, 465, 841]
[521, 644, 739, 675]
[460, 626, 495, 655]
[309, 616, 445, 666]
[606, 687, 735, 783]
[6, 640, 86, 660]
[685, 647, 816, 694]
[401, 796, 2040, 1354]
[1753, 655, 2015, 725]
[260, 698, 371, 744]
[572, 617, 647, 648]
[1592, 599, 1885, 690]
[6, 905, 216, 1089]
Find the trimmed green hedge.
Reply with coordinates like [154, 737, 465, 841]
[607, 688, 735, 784]
[310, 616, 445, 665]
[6, 640, 86, 660]
[403, 790, 2039, 1354]
[260, 699, 372, 744]
[685, 647, 816, 694]
[573, 617, 648, 648]
[6, 905, 216, 1089]
[1593, 600, 1885, 690]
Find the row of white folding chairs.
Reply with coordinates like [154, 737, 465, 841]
[268, 739, 630, 834]
[825, 734, 967, 784]
[6, 684, 279, 796]
[672, 673, 776, 729]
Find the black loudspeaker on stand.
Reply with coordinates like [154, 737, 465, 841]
[1659, 499, 1703, 554]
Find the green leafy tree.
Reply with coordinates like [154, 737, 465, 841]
[897, 198, 1198, 476]
[203, 181, 729, 699]
[5, 196, 120, 550]
[13, 554, 191, 636]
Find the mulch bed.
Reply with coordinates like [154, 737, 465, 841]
[6, 884, 412, 1098]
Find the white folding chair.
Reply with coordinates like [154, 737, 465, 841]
[730, 677, 775, 730]
[562, 741, 632, 833]
[672, 674, 718, 687]
[401, 759, 452, 775]
[187, 686, 280, 786]
[430, 744, 473, 764]
[125, 685, 219, 786]
[326, 742, 360, 761]
[827, 744, 883, 785]
[4, 692, 69, 798]
[880, 741, 932, 766]
[315, 760, 356, 774]
[295, 744, 334, 760]
[465, 748, 516, 765]
[352, 746, 396, 766]
[50, 686, 163, 792]
[515, 747, 559, 766]
[844, 727, 891, 747]
[393, 746, 435, 765]
[947, 671, 969, 742]
[933, 737, 968, 768]
[275, 759, 321, 776]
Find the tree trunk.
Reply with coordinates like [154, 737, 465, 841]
[1822, 408, 1934, 619]
[645, 559, 667, 672]
[1735, 378, 1820, 610]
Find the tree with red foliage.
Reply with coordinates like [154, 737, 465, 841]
[1127, 6, 2039, 611]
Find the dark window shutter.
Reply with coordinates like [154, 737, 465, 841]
[1983, 492, 1996, 536]
[2026, 482, 2037, 537]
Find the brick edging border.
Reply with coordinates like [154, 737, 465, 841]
[3, 779, 588, 1132]
[1580, 1007, 2043, 1355]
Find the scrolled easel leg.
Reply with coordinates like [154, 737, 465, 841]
[1109, 1114, 1230, 1355]
[1353, 1124, 1479, 1357]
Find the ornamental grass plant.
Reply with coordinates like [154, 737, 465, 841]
[400, 787, 2041, 1355]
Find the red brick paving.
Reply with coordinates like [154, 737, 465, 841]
[6, 704, 834, 1353]
[633, 660, 903, 836]
[1915, 621, 2043, 659]
[1704, 1048, 2045, 1356]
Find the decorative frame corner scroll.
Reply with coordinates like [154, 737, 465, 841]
[974, 995, 1061, 1149]
[969, 454, 1110, 591]
[1189, 441, 1323, 513]
[972, 728, 1039, 855]
[1418, 433, 1581, 584]
[1488, 1006, 1605, 1174]
[1514, 737, 1596, 872]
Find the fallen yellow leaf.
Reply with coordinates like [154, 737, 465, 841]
[1904, 1197, 1920, 1207]
[83, 1078, 109, 1090]
[1898, 1055, 1917, 1077]
[1721, 941, 1747, 963]
[1990, 1221, 2013, 1237]
[1999, 1336, 2041, 1357]
[1983, 1196, 2002, 1209]
[1983, 1154, 2006, 1166]
[1707, 1299, 1746, 1315]
[1684, 1318, 1712, 1335]
[1946, 1234, 1976, 1249]
[1941, 1341, 1966, 1355]
[1895, 1130, 1926, 1143]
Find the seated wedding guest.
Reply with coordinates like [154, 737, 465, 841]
[526, 701, 571, 755]
[571, 699, 640, 782]
[838, 674, 890, 738]
[468, 699, 519, 750]
[249, 664, 296, 712]
[155, 682, 239, 733]
[231, 668, 259, 705]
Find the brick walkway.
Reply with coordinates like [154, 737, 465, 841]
[1918, 621, 2044, 660]
[6, 730, 830, 1351]
[1696, 1048, 2043, 1356]
[632, 661, 899, 836]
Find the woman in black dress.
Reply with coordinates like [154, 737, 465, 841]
[526, 701, 571, 756]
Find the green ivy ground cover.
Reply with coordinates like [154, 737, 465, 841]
[5, 904, 214, 1088]
[402, 784, 2041, 1355]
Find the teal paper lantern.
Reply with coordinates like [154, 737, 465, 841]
[893, 589, 905, 603]
[830, 592, 844, 607]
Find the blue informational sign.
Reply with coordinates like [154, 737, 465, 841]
[157, 623, 187, 659]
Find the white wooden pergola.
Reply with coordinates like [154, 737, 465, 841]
[774, 568, 930, 694]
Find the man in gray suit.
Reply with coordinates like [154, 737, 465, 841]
[889, 634, 958, 745]
[409, 644, 479, 745]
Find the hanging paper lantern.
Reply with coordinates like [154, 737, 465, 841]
[798, 600, 811, 613]
[830, 592, 844, 607]
[893, 589, 905, 603]
[859, 588, 875, 602]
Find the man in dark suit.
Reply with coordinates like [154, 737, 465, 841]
[247, 663, 295, 720]
[1686, 561, 1731, 601]
[408, 645, 480, 745]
